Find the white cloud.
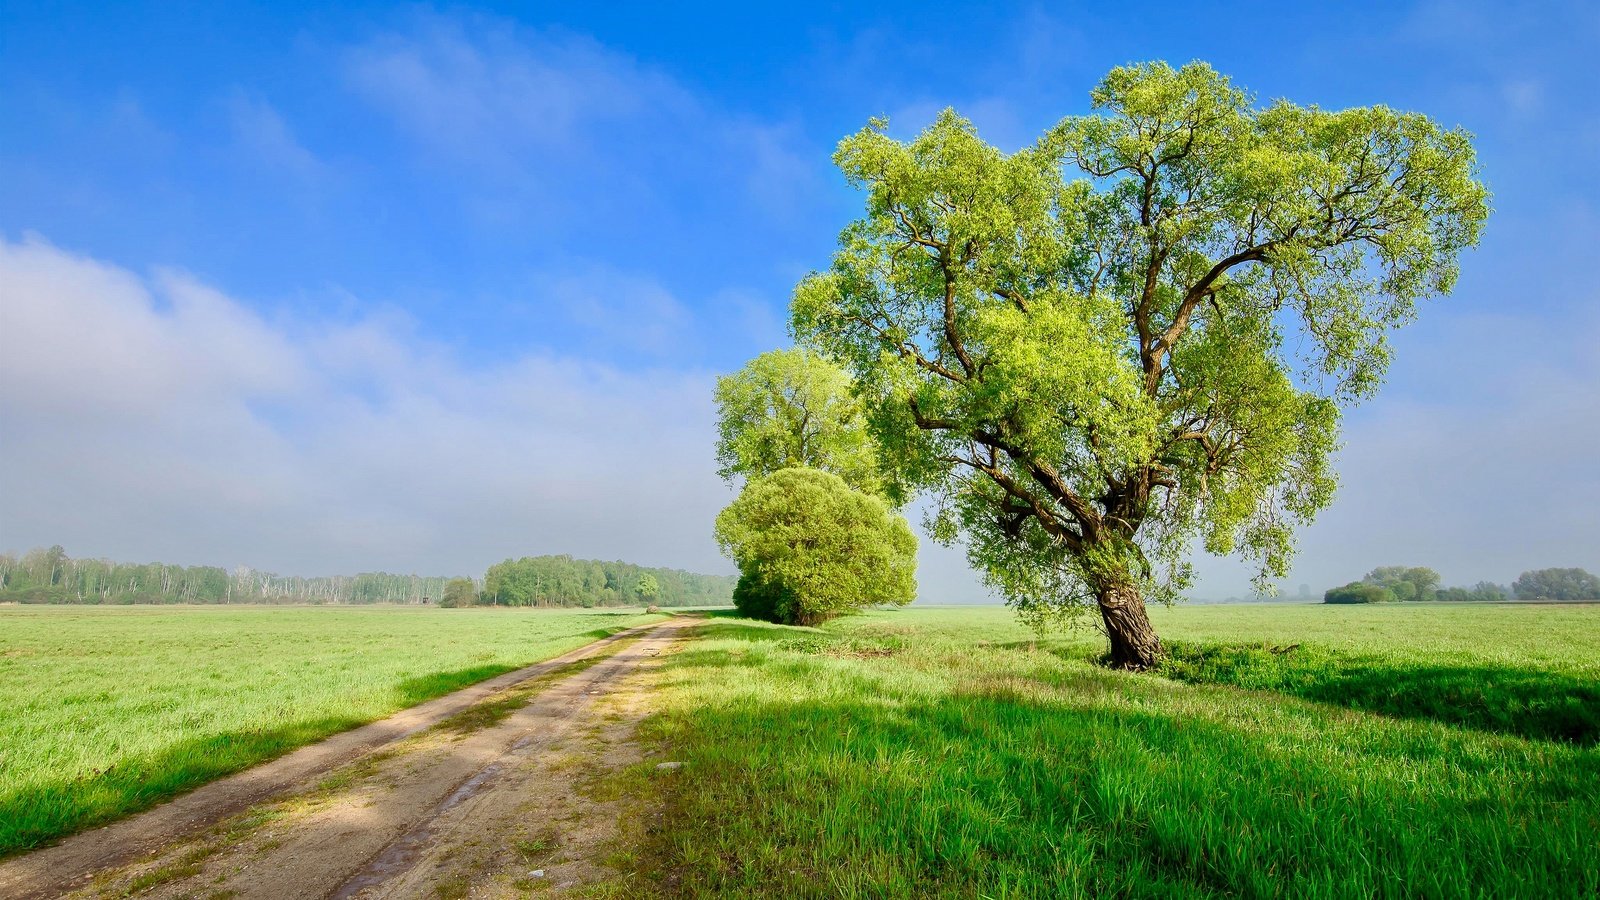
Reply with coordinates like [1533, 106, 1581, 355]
[7, 234, 1589, 603]
[0, 235, 996, 602]
[0, 235, 727, 577]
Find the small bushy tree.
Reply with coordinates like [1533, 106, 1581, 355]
[715, 467, 916, 625]
[1324, 582, 1395, 604]
[440, 577, 478, 608]
[635, 573, 661, 604]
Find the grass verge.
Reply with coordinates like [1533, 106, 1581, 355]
[611, 606, 1599, 898]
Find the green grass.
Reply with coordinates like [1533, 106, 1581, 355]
[613, 604, 1600, 898]
[0, 604, 665, 855]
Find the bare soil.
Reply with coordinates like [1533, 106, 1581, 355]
[0, 617, 695, 899]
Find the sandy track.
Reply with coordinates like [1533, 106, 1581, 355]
[0, 617, 694, 899]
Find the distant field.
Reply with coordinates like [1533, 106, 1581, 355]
[0, 605, 665, 855]
[609, 604, 1600, 898]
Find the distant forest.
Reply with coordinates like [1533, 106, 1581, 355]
[0, 546, 735, 607]
[479, 555, 734, 608]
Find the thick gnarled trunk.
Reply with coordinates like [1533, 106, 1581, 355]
[1095, 581, 1163, 670]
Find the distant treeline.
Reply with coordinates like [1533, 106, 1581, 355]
[478, 555, 734, 608]
[1325, 566, 1600, 604]
[0, 546, 454, 605]
[0, 546, 735, 608]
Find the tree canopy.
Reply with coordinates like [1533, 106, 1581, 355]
[635, 573, 661, 603]
[791, 61, 1488, 667]
[714, 467, 916, 625]
[714, 348, 884, 496]
[480, 555, 733, 608]
[1513, 568, 1600, 602]
[1363, 566, 1441, 602]
[440, 578, 477, 608]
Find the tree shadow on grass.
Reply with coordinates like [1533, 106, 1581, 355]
[1157, 641, 1600, 745]
[629, 643, 1600, 899]
[0, 713, 370, 857]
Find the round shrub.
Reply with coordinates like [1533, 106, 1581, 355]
[715, 467, 916, 625]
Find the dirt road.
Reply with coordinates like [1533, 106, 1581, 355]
[0, 616, 695, 899]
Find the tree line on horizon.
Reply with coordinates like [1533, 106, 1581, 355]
[0, 546, 734, 608]
[1324, 565, 1600, 603]
[0, 546, 455, 605]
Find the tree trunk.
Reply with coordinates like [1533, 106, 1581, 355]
[1095, 580, 1163, 670]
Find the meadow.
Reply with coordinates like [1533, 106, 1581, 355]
[608, 603, 1600, 899]
[0, 604, 664, 855]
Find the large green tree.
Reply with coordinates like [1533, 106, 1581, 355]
[793, 62, 1488, 668]
[714, 348, 884, 496]
[715, 467, 916, 625]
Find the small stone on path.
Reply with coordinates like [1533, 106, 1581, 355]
[655, 761, 684, 771]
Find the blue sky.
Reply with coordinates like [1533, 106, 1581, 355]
[2, 1, 1597, 600]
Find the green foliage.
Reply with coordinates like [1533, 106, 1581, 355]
[480, 555, 734, 608]
[790, 60, 1489, 635]
[610, 606, 1599, 898]
[1363, 565, 1440, 601]
[0, 547, 455, 605]
[439, 577, 477, 608]
[714, 467, 916, 625]
[1324, 582, 1395, 604]
[635, 573, 661, 602]
[0, 606, 666, 855]
[714, 348, 884, 496]
[1437, 581, 1513, 602]
[730, 569, 794, 623]
[1514, 567, 1600, 601]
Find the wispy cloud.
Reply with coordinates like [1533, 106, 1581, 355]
[226, 92, 326, 178]
[340, 11, 823, 221]
[540, 266, 697, 358]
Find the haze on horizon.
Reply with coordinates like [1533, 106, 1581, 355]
[2, 1, 1597, 602]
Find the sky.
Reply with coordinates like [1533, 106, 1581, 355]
[1, 1, 1597, 602]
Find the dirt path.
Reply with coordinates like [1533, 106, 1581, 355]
[0, 617, 695, 899]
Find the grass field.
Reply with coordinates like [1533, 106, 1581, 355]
[0, 605, 665, 856]
[606, 604, 1600, 898]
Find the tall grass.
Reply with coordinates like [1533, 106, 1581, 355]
[0, 605, 664, 855]
[613, 605, 1600, 898]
